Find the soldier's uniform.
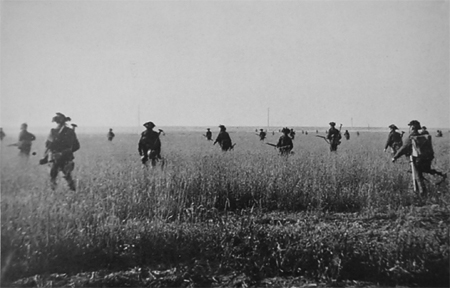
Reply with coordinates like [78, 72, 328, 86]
[138, 122, 162, 166]
[393, 120, 446, 195]
[259, 129, 266, 141]
[18, 124, 36, 156]
[327, 122, 341, 152]
[206, 129, 212, 141]
[277, 128, 293, 155]
[343, 130, 350, 140]
[214, 125, 232, 151]
[107, 129, 115, 141]
[384, 124, 403, 154]
[42, 113, 80, 191]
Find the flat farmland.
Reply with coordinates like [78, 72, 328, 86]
[1, 129, 449, 287]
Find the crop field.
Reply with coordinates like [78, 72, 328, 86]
[1, 129, 449, 287]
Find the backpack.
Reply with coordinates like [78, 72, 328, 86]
[411, 134, 433, 159]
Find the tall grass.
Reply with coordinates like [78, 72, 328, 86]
[1, 130, 449, 285]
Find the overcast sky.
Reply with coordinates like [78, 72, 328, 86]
[1, 0, 448, 130]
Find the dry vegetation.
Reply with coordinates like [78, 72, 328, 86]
[1, 129, 449, 287]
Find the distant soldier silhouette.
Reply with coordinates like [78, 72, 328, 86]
[356, 131, 360, 137]
[305, 131, 308, 135]
[421, 126, 429, 135]
[107, 128, 115, 141]
[289, 129, 296, 140]
[277, 127, 294, 155]
[316, 130, 318, 134]
[393, 120, 446, 196]
[14, 123, 36, 157]
[205, 128, 212, 141]
[384, 124, 403, 154]
[214, 125, 233, 151]
[436, 130, 443, 137]
[327, 122, 341, 152]
[0, 128, 5, 141]
[138, 122, 163, 167]
[40, 113, 80, 191]
[343, 130, 350, 140]
[259, 129, 267, 141]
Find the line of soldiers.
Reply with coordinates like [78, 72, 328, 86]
[5, 115, 447, 196]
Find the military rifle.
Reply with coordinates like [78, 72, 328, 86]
[265, 143, 291, 150]
[315, 135, 330, 144]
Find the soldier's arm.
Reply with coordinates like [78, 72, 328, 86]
[393, 137, 412, 160]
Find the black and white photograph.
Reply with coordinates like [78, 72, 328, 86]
[1, 0, 448, 287]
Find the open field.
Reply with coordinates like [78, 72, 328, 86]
[1, 129, 449, 287]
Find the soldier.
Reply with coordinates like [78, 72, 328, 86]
[327, 122, 341, 152]
[289, 129, 296, 140]
[138, 121, 163, 167]
[205, 128, 212, 141]
[384, 124, 403, 154]
[421, 126, 429, 135]
[436, 130, 443, 137]
[343, 130, 350, 140]
[356, 131, 360, 137]
[16, 123, 36, 157]
[277, 127, 294, 155]
[107, 128, 115, 141]
[258, 129, 267, 141]
[214, 125, 233, 151]
[0, 128, 5, 141]
[392, 120, 446, 196]
[39, 113, 80, 191]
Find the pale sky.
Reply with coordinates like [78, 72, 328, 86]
[1, 0, 449, 130]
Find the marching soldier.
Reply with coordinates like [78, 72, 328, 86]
[0, 128, 5, 141]
[40, 113, 80, 191]
[107, 128, 115, 141]
[277, 127, 294, 155]
[343, 130, 350, 140]
[327, 122, 341, 152]
[436, 130, 443, 137]
[16, 123, 36, 157]
[214, 125, 233, 151]
[258, 129, 267, 141]
[392, 120, 446, 196]
[384, 124, 403, 154]
[138, 122, 163, 167]
[205, 128, 212, 141]
[421, 126, 429, 135]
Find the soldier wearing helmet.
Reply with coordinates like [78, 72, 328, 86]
[214, 125, 233, 151]
[17, 123, 36, 157]
[205, 128, 212, 141]
[277, 127, 294, 155]
[326, 122, 341, 152]
[40, 113, 80, 191]
[384, 124, 403, 154]
[107, 128, 115, 141]
[138, 121, 163, 167]
[393, 120, 446, 195]
[259, 129, 267, 141]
